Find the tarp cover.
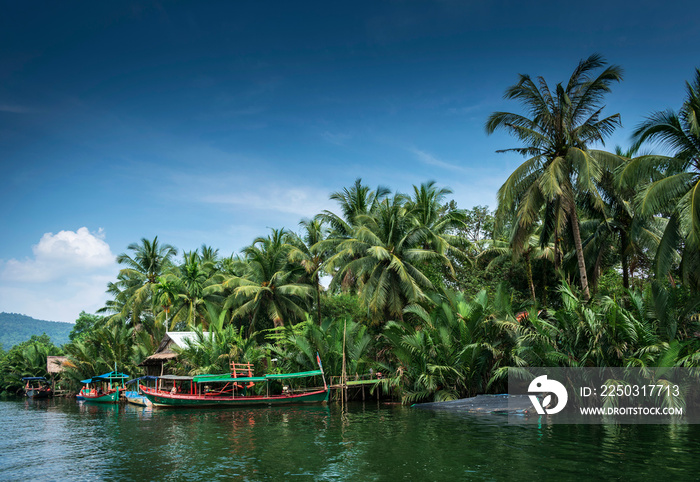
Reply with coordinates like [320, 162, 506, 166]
[193, 374, 266, 383]
[191, 370, 323, 383]
[265, 370, 322, 380]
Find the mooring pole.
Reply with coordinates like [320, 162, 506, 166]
[342, 318, 347, 405]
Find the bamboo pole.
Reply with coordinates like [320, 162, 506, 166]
[342, 318, 347, 406]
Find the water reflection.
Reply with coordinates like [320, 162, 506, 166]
[1, 398, 700, 481]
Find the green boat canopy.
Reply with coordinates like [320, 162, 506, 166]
[265, 370, 322, 380]
[193, 374, 267, 383]
[191, 370, 323, 384]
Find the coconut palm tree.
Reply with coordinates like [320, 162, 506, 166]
[324, 194, 452, 323]
[479, 231, 554, 302]
[289, 219, 329, 325]
[107, 237, 178, 325]
[319, 178, 391, 237]
[221, 228, 314, 334]
[486, 54, 624, 300]
[161, 252, 225, 330]
[174, 325, 263, 376]
[406, 180, 469, 259]
[576, 146, 664, 291]
[267, 314, 373, 379]
[627, 68, 700, 291]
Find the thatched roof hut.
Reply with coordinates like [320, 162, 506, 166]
[140, 331, 208, 376]
[47, 356, 68, 374]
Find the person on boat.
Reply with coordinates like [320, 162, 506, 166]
[171, 385, 177, 394]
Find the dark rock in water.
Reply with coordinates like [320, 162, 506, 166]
[412, 394, 533, 414]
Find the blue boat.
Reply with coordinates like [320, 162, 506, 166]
[124, 376, 157, 407]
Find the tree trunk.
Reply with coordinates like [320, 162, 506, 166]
[554, 227, 561, 272]
[316, 280, 323, 326]
[525, 250, 536, 302]
[569, 204, 591, 301]
[619, 231, 630, 289]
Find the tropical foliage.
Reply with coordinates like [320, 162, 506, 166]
[4, 57, 700, 406]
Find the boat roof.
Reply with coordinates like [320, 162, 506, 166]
[81, 371, 130, 384]
[126, 376, 159, 385]
[193, 374, 267, 383]
[265, 370, 323, 380]
[21, 377, 47, 381]
[157, 375, 194, 381]
[192, 370, 323, 383]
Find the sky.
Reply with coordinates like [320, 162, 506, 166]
[1, 1, 699, 323]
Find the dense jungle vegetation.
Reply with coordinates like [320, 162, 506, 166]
[3, 55, 700, 403]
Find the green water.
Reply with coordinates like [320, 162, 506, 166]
[1, 398, 699, 481]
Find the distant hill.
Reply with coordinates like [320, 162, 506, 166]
[0, 312, 73, 349]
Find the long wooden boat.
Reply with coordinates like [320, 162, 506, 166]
[141, 363, 329, 408]
[22, 377, 52, 399]
[78, 371, 129, 403]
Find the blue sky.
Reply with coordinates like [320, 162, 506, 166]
[1, 1, 699, 323]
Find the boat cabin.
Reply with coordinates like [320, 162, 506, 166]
[79, 371, 129, 403]
[22, 377, 52, 399]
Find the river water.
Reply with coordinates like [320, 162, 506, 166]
[1, 397, 699, 481]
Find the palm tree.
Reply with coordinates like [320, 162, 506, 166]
[221, 229, 314, 334]
[324, 194, 451, 322]
[628, 68, 700, 291]
[289, 219, 329, 325]
[406, 181, 469, 258]
[578, 146, 663, 290]
[108, 237, 178, 325]
[161, 252, 225, 330]
[319, 178, 391, 237]
[267, 314, 373, 379]
[486, 54, 624, 300]
[117, 237, 178, 284]
[174, 325, 263, 376]
[62, 321, 139, 390]
[479, 231, 554, 302]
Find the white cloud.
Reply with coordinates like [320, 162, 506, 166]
[2, 227, 115, 282]
[0, 228, 117, 322]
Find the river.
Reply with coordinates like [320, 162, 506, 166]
[1, 398, 699, 480]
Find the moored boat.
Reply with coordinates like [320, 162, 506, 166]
[22, 377, 52, 399]
[124, 376, 158, 407]
[141, 361, 329, 408]
[78, 371, 129, 403]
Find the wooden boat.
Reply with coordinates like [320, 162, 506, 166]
[22, 377, 52, 399]
[124, 376, 158, 407]
[78, 371, 129, 403]
[141, 361, 329, 408]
